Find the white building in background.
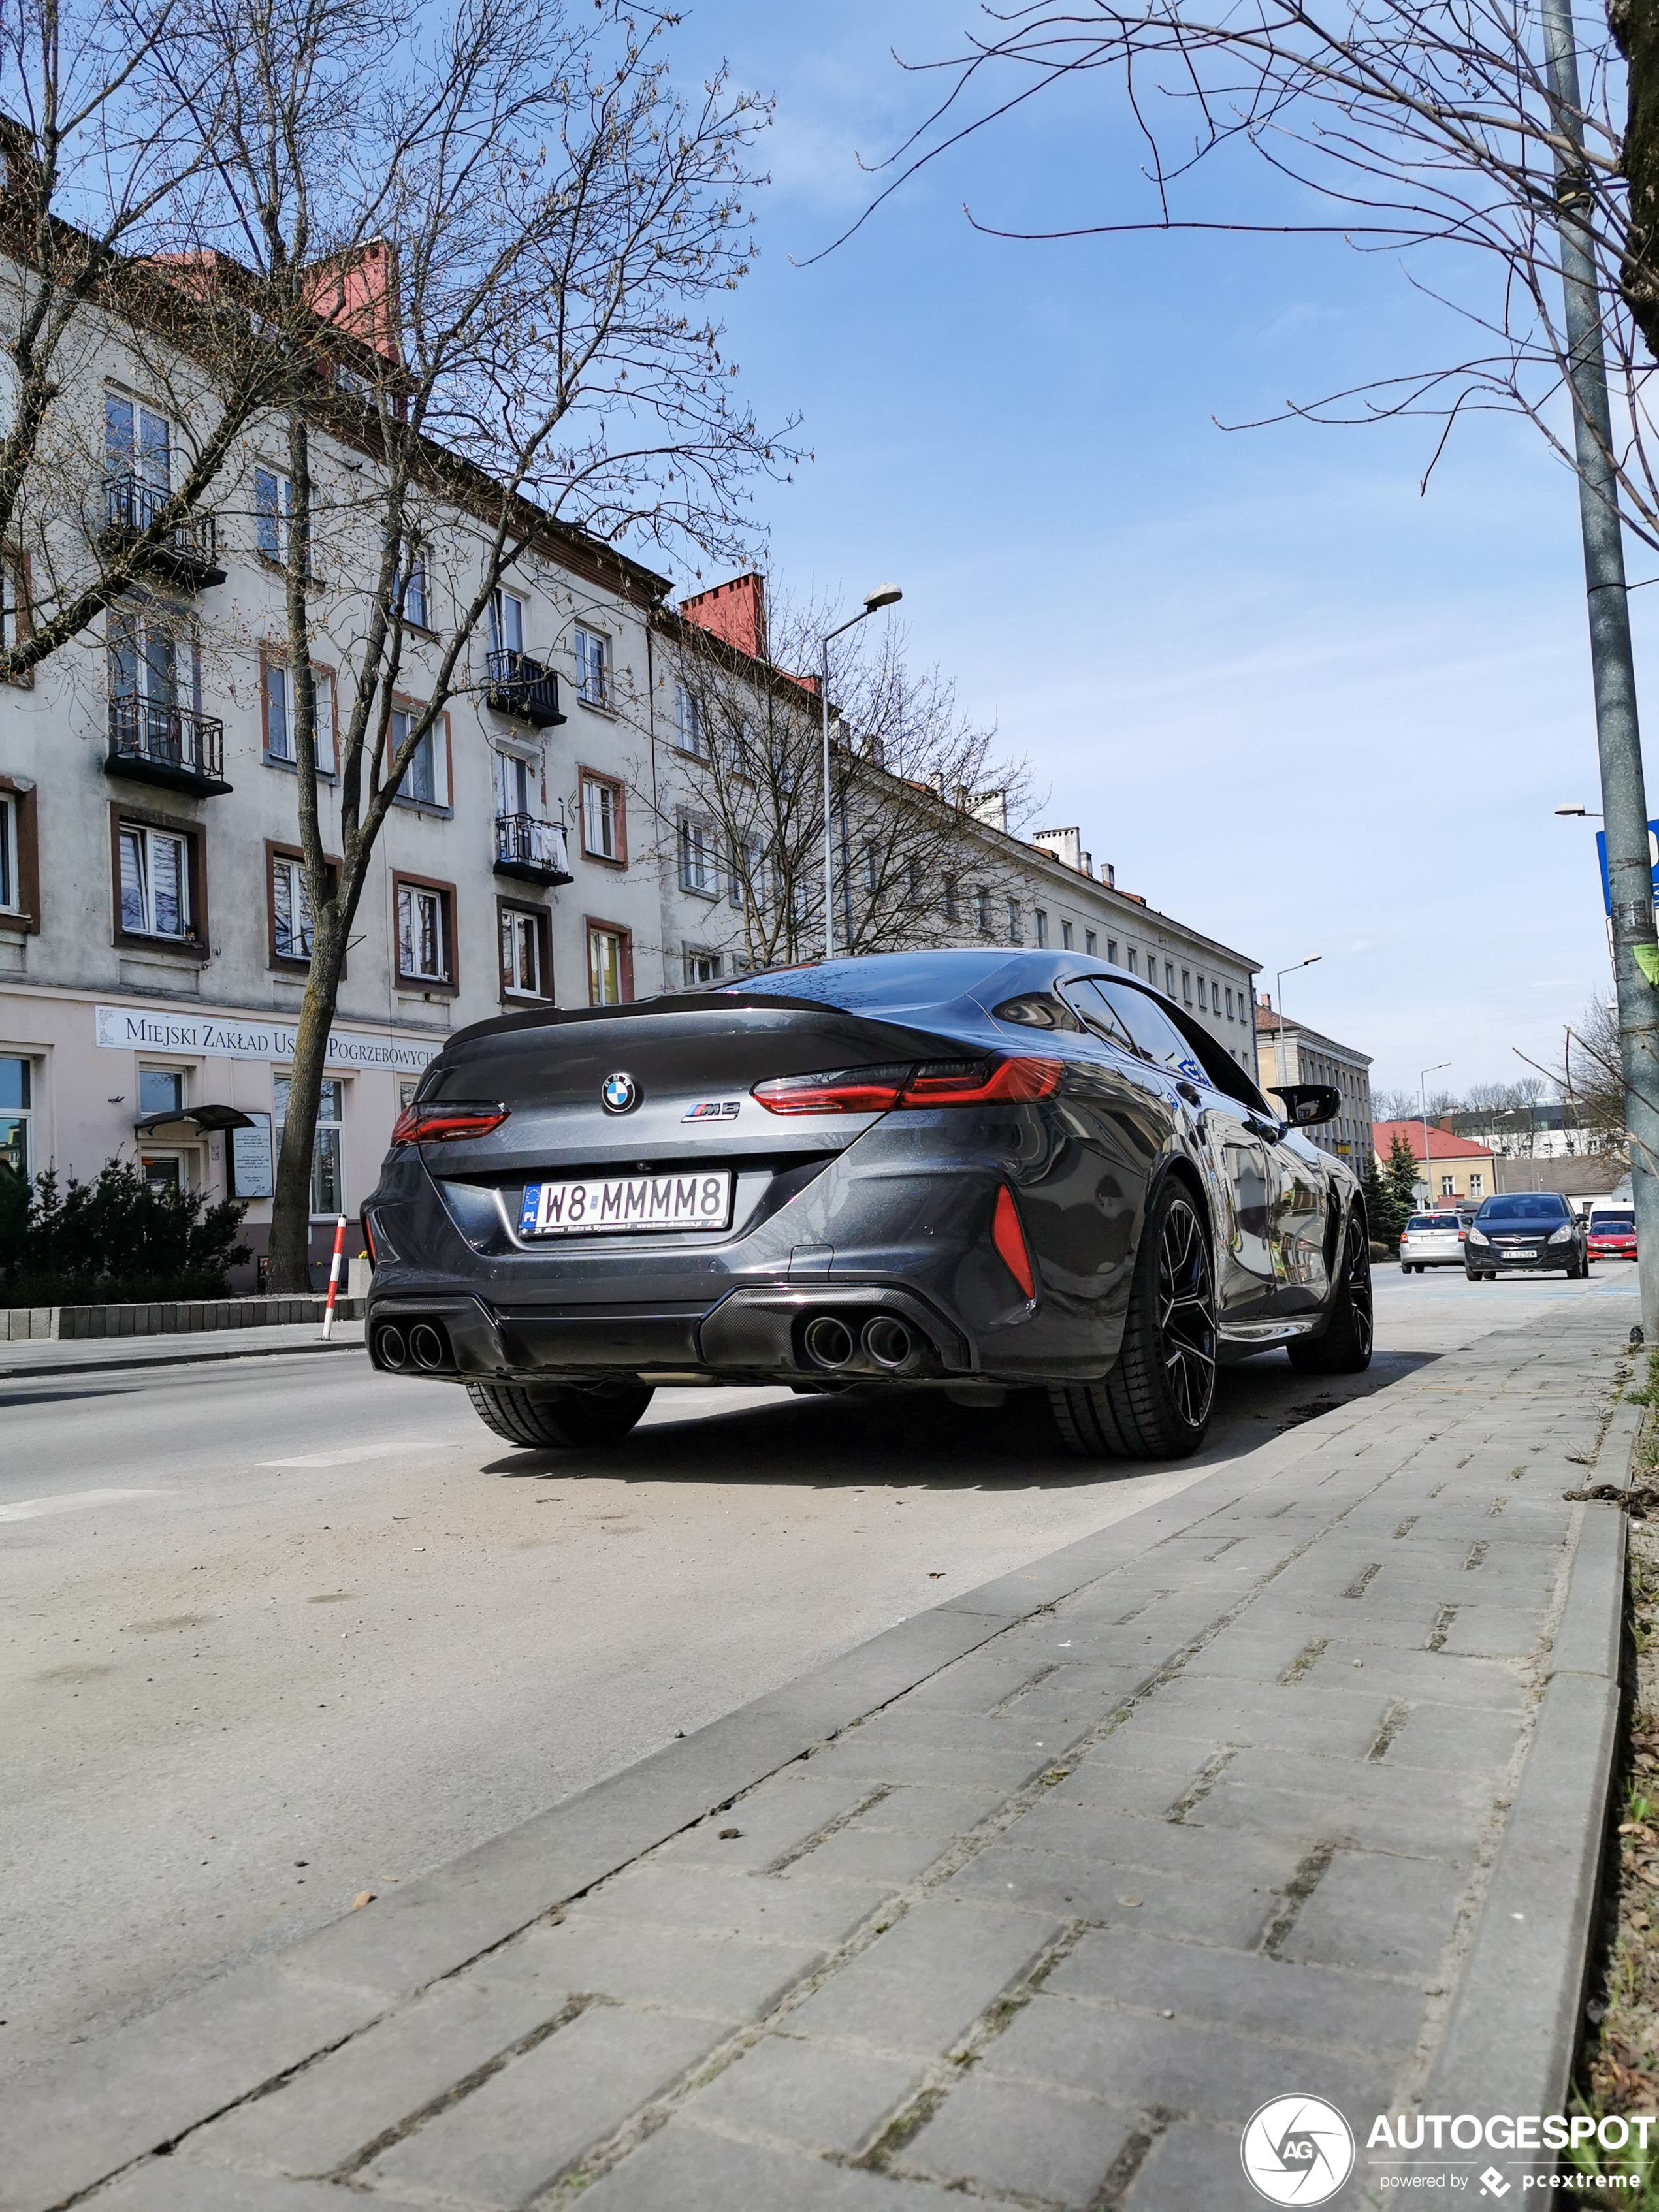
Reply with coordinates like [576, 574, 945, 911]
[0, 292, 1259, 1287]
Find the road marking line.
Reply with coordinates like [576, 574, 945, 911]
[0, 1487, 170, 1522]
[260, 1439, 449, 1469]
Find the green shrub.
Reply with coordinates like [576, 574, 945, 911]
[0, 1159, 250, 1307]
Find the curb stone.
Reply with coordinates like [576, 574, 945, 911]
[1419, 1390, 1639, 2182]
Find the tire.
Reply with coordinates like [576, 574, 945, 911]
[467, 1379, 654, 1449]
[1289, 1211, 1374, 1375]
[1400, 1262, 1410, 1275]
[1050, 1178, 1216, 1461]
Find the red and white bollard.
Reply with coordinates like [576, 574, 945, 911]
[320, 1213, 347, 1339]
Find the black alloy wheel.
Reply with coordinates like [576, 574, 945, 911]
[1050, 1180, 1217, 1460]
[468, 1379, 654, 1449]
[1289, 1211, 1374, 1375]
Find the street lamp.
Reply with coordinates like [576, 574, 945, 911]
[819, 585, 902, 961]
[1555, 803, 1603, 818]
[1272, 955, 1321, 1089]
[1421, 1059, 1451, 1208]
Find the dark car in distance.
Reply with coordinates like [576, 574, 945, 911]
[1464, 1192, 1589, 1279]
[361, 950, 1374, 1462]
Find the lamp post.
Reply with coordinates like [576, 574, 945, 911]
[1272, 955, 1321, 1090]
[818, 585, 901, 961]
[1421, 1060, 1451, 1210]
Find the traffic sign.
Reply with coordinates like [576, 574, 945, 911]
[1594, 823, 1659, 914]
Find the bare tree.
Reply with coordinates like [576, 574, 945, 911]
[176, 0, 788, 1288]
[1373, 1087, 1421, 1121]
[837, 5, 1659, 549]
[0, 0, 322, 681]
[654, 586, 1032, 974]
[1560, 997, 1631, 1144]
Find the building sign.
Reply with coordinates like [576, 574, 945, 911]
[228, 1113, 274, 1199]
[94, 1004, 441, 1075]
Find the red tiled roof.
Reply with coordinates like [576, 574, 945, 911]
[1372, 1119, 1495, 1163]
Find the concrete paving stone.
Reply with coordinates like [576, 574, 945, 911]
[652, 1774, 886, 1875]
[1067, 1723, 1234, 1780]
[1376, 1700, 1526, 1775]
[1044, 1925, 1423, 2055]
[578, 2119, 966, 2210]
[1180, 1622, 1338, 1684]
[947, 1842, 1288, 1949]
[1298, 1644, 1527, 1709]
[1042, 1754, 1221, 1821]
[1278, 1848, 1470, 1978]
[507, 1917, 826, 2021]
[571, 1863, 892, 1948]
[784, 1897, 1060, 2055]
[799, 1735, 1063, 1795]
[73, 2166, 428, 2211]
[778, 1821, 954, 1889]
[1125, 1680, 1397, 1759]
[0, 1962, 389, 2212]
[1440, 1603, 1553, 1659]
[901, 2070, 1138, 2204]
[1253, 1598, 1454, 1650]
[848, 1780, 1020, 1835]
[681, 2029, 922, 2153]
[995, 1801, 1308, 1888]
[837, 1707, 1092, 1761]
[361, 2003, 725, 2205]
[181, 1966, 566, 2177]
[894, 1650, 1080, 1715]
[1123, 2117, 1373, 2212]
[983, 1990, 1392, 2128]
[1225, 1735, 1502, 1810]
[1193, 1778, 1486, 1864]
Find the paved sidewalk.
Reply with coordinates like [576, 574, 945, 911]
[0, 1318, 364, 1378]
[0, 1309, 1635, 2211]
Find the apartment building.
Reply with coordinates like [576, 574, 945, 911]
[0, 315, 1261, 1283]
[1253, 999, 1374, 1166]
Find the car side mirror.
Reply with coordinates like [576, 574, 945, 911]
[1270, 1083, 1341, 1127]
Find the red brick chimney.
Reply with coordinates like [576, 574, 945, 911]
[303, 240, 401, 364]
[679, 572, 767, 662]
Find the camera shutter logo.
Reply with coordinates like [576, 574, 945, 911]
[1240, 2096, 1355, 2205]
[601, 1072, 638, 1114]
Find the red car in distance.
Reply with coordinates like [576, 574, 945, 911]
[1587, 1206, 1637, 1263]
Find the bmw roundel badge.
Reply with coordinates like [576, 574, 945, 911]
[601, 1071, 639, 1114]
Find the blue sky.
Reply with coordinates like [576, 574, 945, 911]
[658, 2, 1639, 1102]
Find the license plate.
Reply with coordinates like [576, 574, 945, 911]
[1501, 1249, 1531, 1260]
[519, 1170, 732, 1238]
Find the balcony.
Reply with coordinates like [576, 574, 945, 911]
[106, 696, 231, 797]
[485, 649, 565, 729]
[101, 473, 227, 590]
[494, 812, 572, 886]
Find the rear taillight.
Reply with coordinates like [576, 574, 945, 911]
[992, 1185, 1035, 1298]
[391, 1102, 510, 1144]
[752, 1055, 1063, 1115]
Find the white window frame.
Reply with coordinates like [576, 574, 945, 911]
[1061, 920, 1074, 950]
[582, 773, 621, 861]
[677, 810, 715, 897]
[684, 946, 723, 986]
[118, 822, 191, 940]
[272, 852, 314, 962]
[274, 1074, 345, 1219]
[674, 684, 705, 755]
[264, 658, 336, 773]
[0, 790, 15, 913]
[501, 906, 544, 999]
[489, 586, 526, 656]
[573, 625, 610, 708]
[1, 1052, 33, 1179]
[1034, 908, 1048, 948]
[254, 464, 292, 562]
[588, 924, 625, 1006]
[138, 1065, 188, 1117]
[396, 882, 449, 984]
[392, 705, 449, 809]
[1007, 899, 1022, 944]
[106, 392, 171, 494]
[393, 545, 430, 631]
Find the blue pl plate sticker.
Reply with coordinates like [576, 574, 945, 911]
[520, 1185, 541, 1235]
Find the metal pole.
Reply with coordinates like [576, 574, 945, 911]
[1543, 0, 1659, 1337]
[1421, 1078, 1432, 1212]
[821, 635, 834, 962]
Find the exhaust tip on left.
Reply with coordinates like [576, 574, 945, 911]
[375, 1323, 407, 1370]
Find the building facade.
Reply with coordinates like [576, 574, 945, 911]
[1253, 1000, 1374, 1165]
[1371, 1120, 1497, 1208]
[0, 314, 1262, 1286]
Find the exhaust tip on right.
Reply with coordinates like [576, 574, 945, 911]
[803, 1315, 856, 1370]
[862, 1315, 913, 1370]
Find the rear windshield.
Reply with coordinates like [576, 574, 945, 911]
[1476, 1194, 1569, 1222]
[1404, 1215, 1461, 1232]
[1592, 1213, 1636, 1231]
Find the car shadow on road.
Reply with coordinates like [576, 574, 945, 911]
[483, 1346, 1442, 1493]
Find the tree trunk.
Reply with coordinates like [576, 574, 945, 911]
[1615, 0, 1659, 356]
[266, 916, 346, 1293]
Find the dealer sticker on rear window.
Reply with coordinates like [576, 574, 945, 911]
[519, 1171, 733, 1238]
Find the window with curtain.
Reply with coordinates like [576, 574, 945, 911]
[118, 823, 189, 938]
[588, 925, 625, 1006]
[272, 854, 314, 961]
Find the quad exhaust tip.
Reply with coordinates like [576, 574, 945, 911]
[408, 1322, 448, 1371]
[862, 1315, 913, 1370]
[803, 1315, 856, 1370]
[376, 1323, 407, 1371]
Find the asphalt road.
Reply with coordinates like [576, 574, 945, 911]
[0, 1260, 1639, 2081]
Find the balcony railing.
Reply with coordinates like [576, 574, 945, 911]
[485, 649, 565, 729]
[101, 473, 227, 588]
[494, 812, 572, 886]
[106, 695, 231, 796]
